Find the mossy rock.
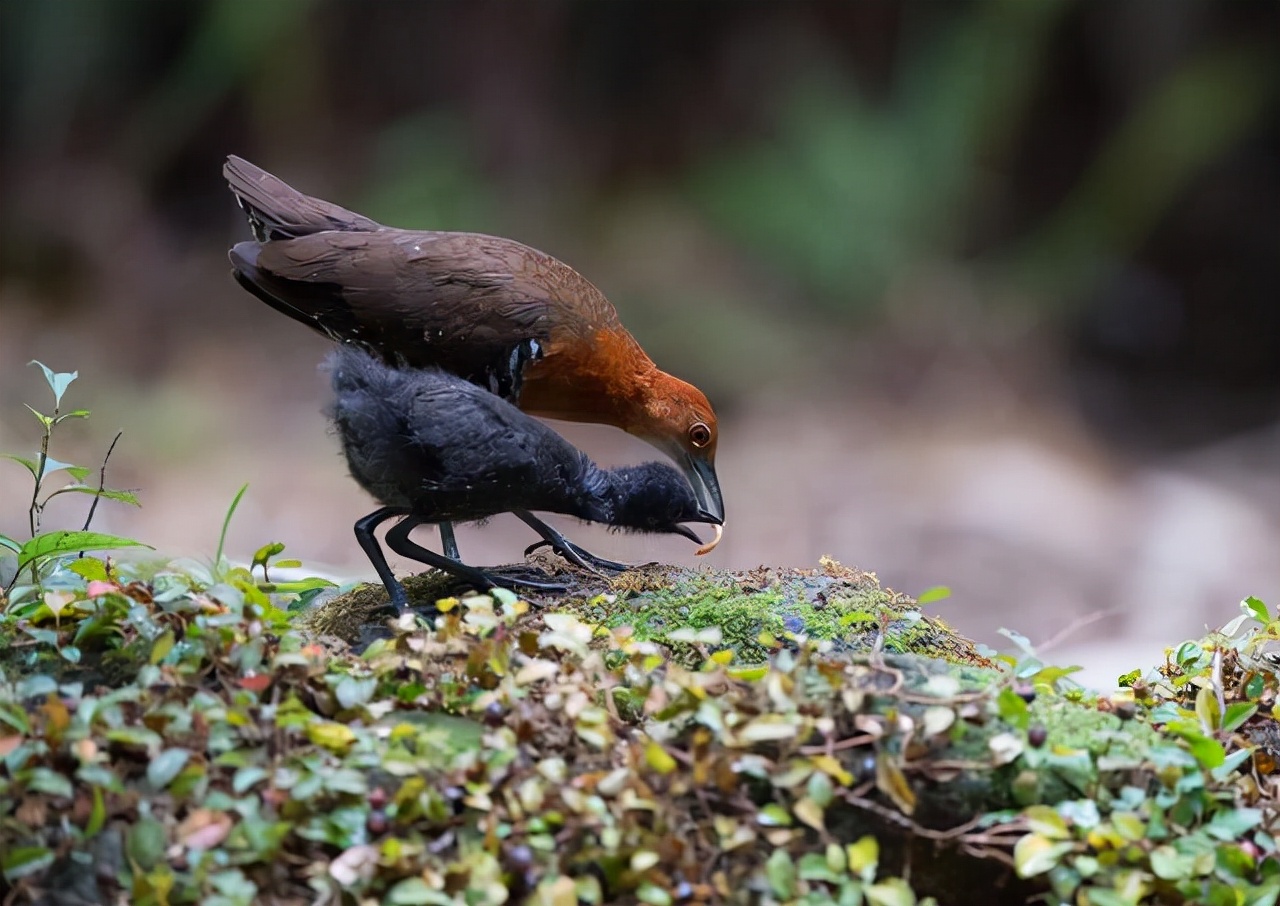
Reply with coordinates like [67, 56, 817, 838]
[303, 556, 993, 669]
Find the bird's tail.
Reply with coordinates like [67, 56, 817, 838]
[224, 155, 381, 241]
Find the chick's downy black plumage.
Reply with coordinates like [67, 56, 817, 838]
[328, 345, 715, 615]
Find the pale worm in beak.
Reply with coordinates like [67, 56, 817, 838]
[696, 523, 724, 556]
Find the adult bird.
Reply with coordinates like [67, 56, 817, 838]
[328, 346, 718, 617]
[224, 156, 723, 570]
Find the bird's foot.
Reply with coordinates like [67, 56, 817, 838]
[482, 567, 568, 593]
[522, 539, 629, 574]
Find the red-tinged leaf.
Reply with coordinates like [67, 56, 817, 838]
[86, 580, 120, 598]
[238, 672, 272, 693]
[0, 736, 22, 758]
[176, 809, 232, 850]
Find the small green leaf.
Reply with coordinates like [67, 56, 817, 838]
[0, 453, 39, 478]
[847, 835, 879, 877]
[252, 542, 286, 569]
[1, 846, 54, 882]
[644, 740, 677, 774]
[232, 766, 269, 795]
[997, 688, 1030, 730]
[1222, 702, 1258, 734]
[127, 817, 167, 870]
[636, 882, 673, 906]
[757, 803, 792, 826]
[1204, 807, 1263, 841]
[53, 410, 91, 424]
[1174, 728, 1226, 769]
[81, 784, 107, 837]
[307, 720, 357, 752]
[16, 531, 151, 574]
[793, 796, 825, 831]
[916, 585, 951, 605]
[105, 726, 163, 752]
[1022, 804, 1071, 839]
[150, 630, 176, 665]
[67, 557, 109, 580]
[335, 676, 377, 710]
[1211, 746, 1255, 781]
[25, 767, 73, 798]
[261, 577, 339, 595]
[1195, 685, 1221, 731]
[1013, 833, 1074, 877]
[866, 878, 917, 906]
[216, 484, 250, 568]
[24, 404, 52, 428]
[47, 485, 141, 506]
[147, 749, 191, 789]
[386, 878, 450, 905]
[765, 849, 796, 899]
[1242, 595, 1270, 624]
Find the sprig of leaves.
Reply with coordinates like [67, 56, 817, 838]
[2, 362, 148, 597]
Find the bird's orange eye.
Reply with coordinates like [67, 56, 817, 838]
[688, 422, 712, 448]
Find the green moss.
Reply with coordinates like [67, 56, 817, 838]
[304, 559, 996, 670]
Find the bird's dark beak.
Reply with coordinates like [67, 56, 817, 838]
[682, 452, 725, 525]
[671, 523, 706, 544]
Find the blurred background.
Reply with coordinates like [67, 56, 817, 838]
[1, 0, 1277, 685]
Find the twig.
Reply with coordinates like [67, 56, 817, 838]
[798, 733, 877, 755]
[1034, 609, 1117, 656]
[82, 431, 123, 533]
[836, 788, 1030, 845]
[29, 402, 58, 539]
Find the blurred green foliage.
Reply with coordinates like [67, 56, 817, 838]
[690, 0, 1277, 316]
[1, 0, 1276, 407]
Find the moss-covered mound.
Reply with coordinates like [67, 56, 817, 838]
[0, 558, 1276, 906]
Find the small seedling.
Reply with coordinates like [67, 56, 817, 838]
[206, 483, 336, 605]
[1, 361, 149, 597]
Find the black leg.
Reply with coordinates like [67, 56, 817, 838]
[384, 518, 567, 593]
[514, 510, 630, 573]
[354, 506, 412, 614]
[439, 522, 461, 560]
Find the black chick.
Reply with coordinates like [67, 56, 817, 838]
[328, 345, 718, 616]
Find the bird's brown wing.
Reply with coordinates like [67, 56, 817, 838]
[224, 156, 381, 240]
[239, 228, 626, 399]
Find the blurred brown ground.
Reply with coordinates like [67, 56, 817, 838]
[2, 0, 1278, 686]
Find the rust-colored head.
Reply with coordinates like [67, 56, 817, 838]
[629, 373, 724, 526]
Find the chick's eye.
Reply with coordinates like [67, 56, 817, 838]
[688, 422, 712, 448]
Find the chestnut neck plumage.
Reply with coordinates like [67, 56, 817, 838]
[518, 327, 669, 441]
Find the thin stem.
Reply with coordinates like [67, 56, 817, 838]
[30, 421, 52, 537]
[82, 431, 123, 533]
[27, 404, 57, 582]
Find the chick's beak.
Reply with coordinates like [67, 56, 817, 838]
[682, 451, 725, 525]
[671, 523, 706, 544]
